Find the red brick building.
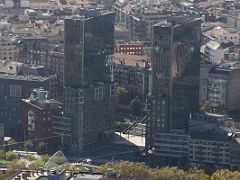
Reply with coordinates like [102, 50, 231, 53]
[21, 88, 62, 149]
[118, 43, 144, 55]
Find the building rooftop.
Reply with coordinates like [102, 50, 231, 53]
[0, 73, 49, 81]
[114, 53, 150, 68]
[209, 67, 231, 76]
[22, 88, 62, 110]
[65, 11, 113, 21]
[190, 130, 230, 142]
[206, 41, 221, 50]
[19, 64, 52, 77]
[204, 26, 229, 37]
[0, 60, 23, 74]
[153, 21, 172, 27]
[209, 61, 240, 75]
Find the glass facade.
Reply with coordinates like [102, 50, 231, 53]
[64, 13, 115, 88]
[146, 19, 201, 151]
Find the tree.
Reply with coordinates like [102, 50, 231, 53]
[24, 140, 33, 152]
[8, 139, 16, 145]
[38, 142, 45, 153]
[6, 160, 27, 177]
[7, 139, 16, 151]
[26, 155, 36, 161]
[41, 155, 49, 163]
[99, 161, 209, 180]
[0, 149, 5, 159]
[129, 97, 142, 115]
[99, 161, 150, 179]
[28, 160, 44, 170]
[210, 169, 240, 180]
[52, 156, 66, 165]
[60, 163, 85, 173]
[117, 87, 129, 104]
[187, 169, 209, 180]
[6, 151, 18, 161]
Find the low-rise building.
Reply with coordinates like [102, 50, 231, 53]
[190, 131, 230, 170]
[17, 37, 48, 66]
[207, 62, 240, 110]
[21, 88, 62, 147]
[204, 41, 228, 63]
[151, 132, 189, 168]
[117, 43, 144, 56]
[0, 60, 23, 74]
[204, 26, 240, 44]
[149, 129, 240, 171]
[113, 53, 151, 98]
[0, 62, 58, 139]
[224, 45, 240, 61]
[200, 61, 240, 111]
[0, 33, 17, 61]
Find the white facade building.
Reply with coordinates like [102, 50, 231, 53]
[204, 41, 227, 63]
[0, 34, 17, 61]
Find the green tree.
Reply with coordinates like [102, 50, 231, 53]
[41, 155, 49, 163]
[26, 155, 36, 161]
[6, 151, 18, 161]
[60, 163, 85, 173]
[8, 139, 16, 145]
[38, 142, 45, 153]
[210, 169, 240, 180]
[98, 161, 209, 180]
[24, 140, 33, 152]
[52, 156, 66, 165]
[151, 167, 186, 180]
[28, 160, 44, 170]
[7, 139, 16, 151]
[186, 169, 209, 180]
[99, 161, 150, 179]
[117, 87, 129, 104]
[129, 97, 142, 115]
[0, 149, 5, 159]
[6, 160, 27, 177]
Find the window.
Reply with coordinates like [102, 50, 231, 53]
[75, 90, 84, 103]
[10, 85, 21, 97]
[110, 84, 116, 96]
[95, 87, 103, 100]
[28, 110, 35, 131]
[75, 96, 84, 103]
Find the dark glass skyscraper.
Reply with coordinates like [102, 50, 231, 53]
[61, 13, 117, 153]
[146, 18, 201, 156]
[64, 13, 114, 88]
